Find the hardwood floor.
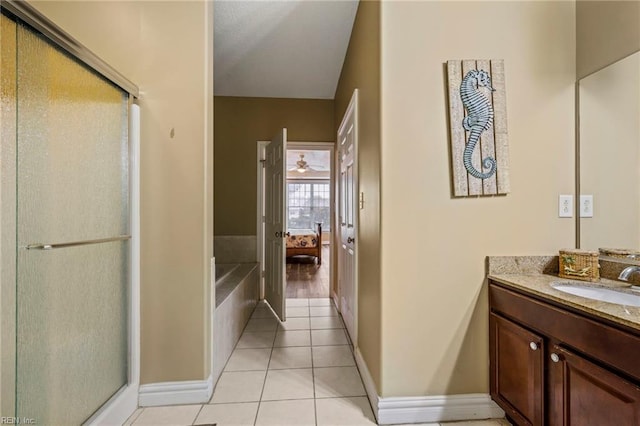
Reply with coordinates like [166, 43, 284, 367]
[286, 245, 330, 298]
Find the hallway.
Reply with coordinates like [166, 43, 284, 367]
[124, 300, 510, 426]
[127, 298, 374, 425]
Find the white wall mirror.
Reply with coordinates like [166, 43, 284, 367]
[578, 50, 640, 259]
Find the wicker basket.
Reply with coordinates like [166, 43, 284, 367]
[559, 249, 600, 282]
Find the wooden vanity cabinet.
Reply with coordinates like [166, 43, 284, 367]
[489, 281, 640, 426]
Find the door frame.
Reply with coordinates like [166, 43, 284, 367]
[257, 141, 269, 299]
[336, 89, 359, 346]
[257, 141, 336, 302]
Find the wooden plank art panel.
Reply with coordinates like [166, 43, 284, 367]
[447, 59, 510, 197]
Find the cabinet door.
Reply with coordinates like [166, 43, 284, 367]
[548, 345, 640, 426]
[490, 313, 545, 426]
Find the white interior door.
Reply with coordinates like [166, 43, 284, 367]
[265, 129, 287, 321]
[338, 91, 358, 343]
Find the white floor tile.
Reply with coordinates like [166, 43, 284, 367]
[132, 404, 201, 425]
[310, 306, 338, 317]
[123, 408, 143, 425]
[269, 346, 313, 369]
[314, 366, 366, 398]
[312, 345, 355, 368]
[255, 399, 316, 426]
[287, 306, 310, 317]
[315, 397, 376, 425]
[274, 330, 312, 347]
[311, 329, 349, 346]
[310, 316, 344, 329]
[279, 317, 311, 331]
[224, 348, 271, 371]
[287, 298, 309, 307]
[195, 402, 258, 425]
[236, 331, 276, 349]
[211, 371, 266, 404]
[245, 318, 279, 332]
[252, 307, 277, 319]
[261, 368, 315, 401]
[309, 298, 332, 306]
[136, 308, 379, 426]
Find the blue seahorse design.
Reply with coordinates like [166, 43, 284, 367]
[460, 69, 497, 179]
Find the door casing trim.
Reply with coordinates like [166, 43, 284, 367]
[256, 141, 336, 303]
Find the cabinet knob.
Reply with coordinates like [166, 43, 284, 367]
[550, 353, 560, 363]
[529, 342, 538, 351]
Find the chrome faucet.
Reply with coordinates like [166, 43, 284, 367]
[618, 265, 640, 281]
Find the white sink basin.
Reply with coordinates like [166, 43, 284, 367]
[552, 283, 640, 307]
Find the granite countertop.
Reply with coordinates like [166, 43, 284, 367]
[487, 256, 640, 331]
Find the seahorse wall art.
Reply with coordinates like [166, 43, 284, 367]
[447, 59, 510, 197]
[460, 69, 496, 179]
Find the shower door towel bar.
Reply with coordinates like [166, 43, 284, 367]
[24, 235, 131, 250]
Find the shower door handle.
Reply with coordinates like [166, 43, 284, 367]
[24, 235, 131, 250]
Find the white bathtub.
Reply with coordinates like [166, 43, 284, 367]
[216, 263, 239, 285]
[215, 263, 257, 307]
[213, 262, 259, 385]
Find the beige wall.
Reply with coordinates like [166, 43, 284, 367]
[380, 1, 576, 396]
[580, 52, 640, 251]
[334, 1, 382, 391]
[214, 96, 334, 236]
[577, 0, 640, 79]
[30, 1, 215, 384]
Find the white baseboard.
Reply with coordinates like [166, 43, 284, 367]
[138, 374, 214, 407]
[86, 384, 139, 426]
[377, 393, 505, 425]
[354, 348, 505, 425]
[354, 347, 380, 418]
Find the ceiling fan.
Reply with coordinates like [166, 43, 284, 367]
[290, 154, 311, 173]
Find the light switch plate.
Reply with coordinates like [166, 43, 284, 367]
[580, 195, 594, 217]
[559, 195, 573, 218]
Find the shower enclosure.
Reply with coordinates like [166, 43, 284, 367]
[1, 4, 138, 424]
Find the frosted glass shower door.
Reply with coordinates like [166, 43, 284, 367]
[15, 22, 130, 424]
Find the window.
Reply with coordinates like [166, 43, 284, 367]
[287, 181, 330, 231]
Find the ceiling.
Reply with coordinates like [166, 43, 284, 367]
[214, 0, 359, 100]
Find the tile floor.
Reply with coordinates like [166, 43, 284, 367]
[124, 298, 509, 426]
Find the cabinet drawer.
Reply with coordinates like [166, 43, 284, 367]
[490, 282, 640, 382]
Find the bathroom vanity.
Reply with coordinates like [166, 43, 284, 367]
[488, 272, 640, 426]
